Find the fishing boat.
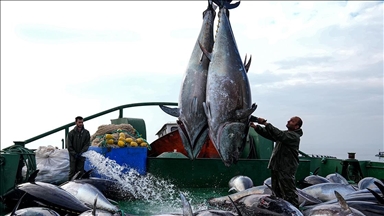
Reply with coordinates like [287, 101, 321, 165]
[376, 151, 384, 158]
[1, 102, 384, 189]
[1, 102, 384, 214]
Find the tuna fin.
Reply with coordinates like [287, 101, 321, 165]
[235, 103, 257, 119]
[198, 41, 212, 61]
[93, 194, 98, 216]
[107, 198, 119, 206]
[80, 169, 93, 179]
[296, 188, 322, 205]
[243, 54, 252, 73]
[27, 169, 39, 184]
[10, 192, 27, 215]
[159, 105, 180, 118]
[374, 181, 384, 195]
[228, 187, 236, 193]
[71, 171, 82, 181]
[33, 200, 48, 207]
[367, 188, 384, 204]
[313, 167, 320, 175]
[228, 196, 242, 216]
[265, 183, 276, 197]
[180, 192, 193, 216]
[299, 200, 306, 208]
[191, 97, 198, 114]
[203, 102, 211, 119]
[334, 191, 353, 213]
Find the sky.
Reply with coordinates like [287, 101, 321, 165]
[1, 1, 383, 161]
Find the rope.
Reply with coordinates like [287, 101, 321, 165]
[1, 145, 37, 183]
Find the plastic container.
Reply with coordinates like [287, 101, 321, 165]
[84, 146, 147, 177]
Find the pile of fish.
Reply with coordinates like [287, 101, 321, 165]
[3, 170, 127, 216]
[3, 169, 384, 215]
[8, 173, 384, 216]
[207, 175, 384, 216]
[160, 0, 256, 167]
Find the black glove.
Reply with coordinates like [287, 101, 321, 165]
[74, 153, 80, 159]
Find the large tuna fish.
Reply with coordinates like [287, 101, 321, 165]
[5, 207, 61, 216]
[5, 193, 60, 216]
[201, 0, 257, 166]
[301, 183, 357, 202]
[6, 170, 90, 215]
[303, 191, 365, 216]
[159, 0, 216, 159]
[60, 181, 120, 213]
[16, 181, 91, 214]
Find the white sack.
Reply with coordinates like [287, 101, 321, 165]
[22, 145, 69, 184]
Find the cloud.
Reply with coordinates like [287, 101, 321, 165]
[1, 1, 382, 160]
[15, 24, 141, 43]
[273, 56, 336, 70]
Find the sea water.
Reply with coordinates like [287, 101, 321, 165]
[82, 151, 228, 215]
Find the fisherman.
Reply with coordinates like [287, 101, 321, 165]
[67, 116, 91, 180]
[250, 116, 303, 208]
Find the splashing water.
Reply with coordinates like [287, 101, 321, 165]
[82, 150, 213, 214]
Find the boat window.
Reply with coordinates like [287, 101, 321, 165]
[171, 127, 178, 132]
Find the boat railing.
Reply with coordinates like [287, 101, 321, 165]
[12, 102, 178, 149]
[299, 150, 336, 159]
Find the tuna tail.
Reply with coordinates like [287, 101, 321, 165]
[159, 105, 180, 118]
[207, 0, 218, 12]
[213, 0, 241, 9]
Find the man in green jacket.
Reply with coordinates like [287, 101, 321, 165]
[250, 116, 303, 208]
[67, 116, 90, 180]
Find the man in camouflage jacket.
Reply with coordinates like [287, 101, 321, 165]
[250, 116, 303, 208]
